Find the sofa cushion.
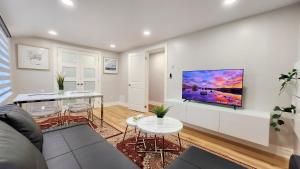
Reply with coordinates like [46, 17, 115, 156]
[0, 120, 48, 169]
[0, 104, 43, 152]
[60, 124, 105, 150]
[290, 154, 300, 169]
[167, 158, 199, 169]
[46, 153, 80, 169]
[43, 124, 139, 169]
[43, 130, 71, 160]
[167, 146, 246, 169]
[73, 141, 140, 169]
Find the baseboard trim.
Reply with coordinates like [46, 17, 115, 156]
[96, 101, 128, 108]
[149, 100, 163, 106]
[267, 144, 294, 159]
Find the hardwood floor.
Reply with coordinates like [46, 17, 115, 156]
[93, 105, 288, 169]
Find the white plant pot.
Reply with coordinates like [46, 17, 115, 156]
[157, 117, 164, 125]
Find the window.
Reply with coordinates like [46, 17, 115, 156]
[0, 21, 12, 103]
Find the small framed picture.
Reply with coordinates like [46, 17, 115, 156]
[17, 44, 49, 70]
[103, 57, 118, 74]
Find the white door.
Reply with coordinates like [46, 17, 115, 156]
[57, 48, 99, 92]
[128, 53, 148, 112]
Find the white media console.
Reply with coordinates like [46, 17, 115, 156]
[165, 99, 270, 146]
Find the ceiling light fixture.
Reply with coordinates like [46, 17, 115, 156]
[143, 30, 151, 36]
[48, 30, 58, 36]
[110, 44, 116, 48]
[223, 0, 238, 6]
[61, 0, 74, 7]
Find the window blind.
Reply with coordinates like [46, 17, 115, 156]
[0, 24, 12, 103]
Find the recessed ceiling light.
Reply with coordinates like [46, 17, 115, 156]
[48, 30, 58, 36]
[61, 0, 74, 7]
[223, 0, 238, 6]
[143, 30, 151, 36]
[110, 44, 116, 48]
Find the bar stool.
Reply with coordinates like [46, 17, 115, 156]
[123, 116, 146, 149]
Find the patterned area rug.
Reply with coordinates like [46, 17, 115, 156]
[37, 116, 255, 169]
[107, 130, 255, 169]
[37, 115, 123, 139]
[115, 134, 184, 168]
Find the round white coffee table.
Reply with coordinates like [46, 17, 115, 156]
[136, 116, 183, 166]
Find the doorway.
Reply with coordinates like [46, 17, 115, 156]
[148, 49, 165, 112]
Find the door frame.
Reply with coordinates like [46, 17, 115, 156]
[127, 43, 167, 112]
[145, 44, 168, 109]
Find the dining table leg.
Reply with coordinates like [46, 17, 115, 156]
[162, 136, 165, 168]
[100, 96, 104, 127]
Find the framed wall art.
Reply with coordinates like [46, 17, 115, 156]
[103, 57, 118, 74]
[17, 44, 49, 70]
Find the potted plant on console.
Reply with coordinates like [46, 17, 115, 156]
[153, 105, 170, 125]
[57, 73, 65, 93]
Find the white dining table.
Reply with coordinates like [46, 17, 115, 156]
[13, 91, 104, 127]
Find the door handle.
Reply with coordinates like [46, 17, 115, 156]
[128, 84, 131, 87]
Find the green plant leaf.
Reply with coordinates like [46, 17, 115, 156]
[153, 105, 170, 118]
[270, 122, 277, 127]
[272, 114, 281, 119]
[273, 106, 282, 111]
[278, 120, 285, 125]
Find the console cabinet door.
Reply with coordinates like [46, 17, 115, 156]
[219, 111, 269, 146]
[185, 103, 220, 132]
[165, 100, 186, 122]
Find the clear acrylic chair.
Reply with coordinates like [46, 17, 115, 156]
[29, 101, 62, 126]
[64, 91, 95, 126]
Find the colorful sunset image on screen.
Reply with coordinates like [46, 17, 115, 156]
[182, 69, 244, 107]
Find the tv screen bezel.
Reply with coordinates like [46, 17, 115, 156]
[182, 69, 244, 108]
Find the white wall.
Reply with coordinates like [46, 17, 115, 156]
[166, 4, 300, 112]
[121, 4, 300, 111]
[149, 52, 164, 104]
[10, 37, 120, 103]
[119, 4, 300, 157]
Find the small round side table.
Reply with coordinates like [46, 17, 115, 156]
[136, 116, 183, 167]
[123, 116, 146, 148]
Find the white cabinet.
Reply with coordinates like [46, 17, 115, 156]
[165, 99, 270, 146]
[219, 110, 269, 146]
[186, 103, 219, 132]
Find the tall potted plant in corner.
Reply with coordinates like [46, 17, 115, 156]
[57, 73, 65, 93]
[271, 69, 298, 131]
[153, 105, 170, 124]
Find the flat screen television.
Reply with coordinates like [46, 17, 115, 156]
[182, 69, 244, 107]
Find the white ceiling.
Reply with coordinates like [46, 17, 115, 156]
[0, 0, 299, 52]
